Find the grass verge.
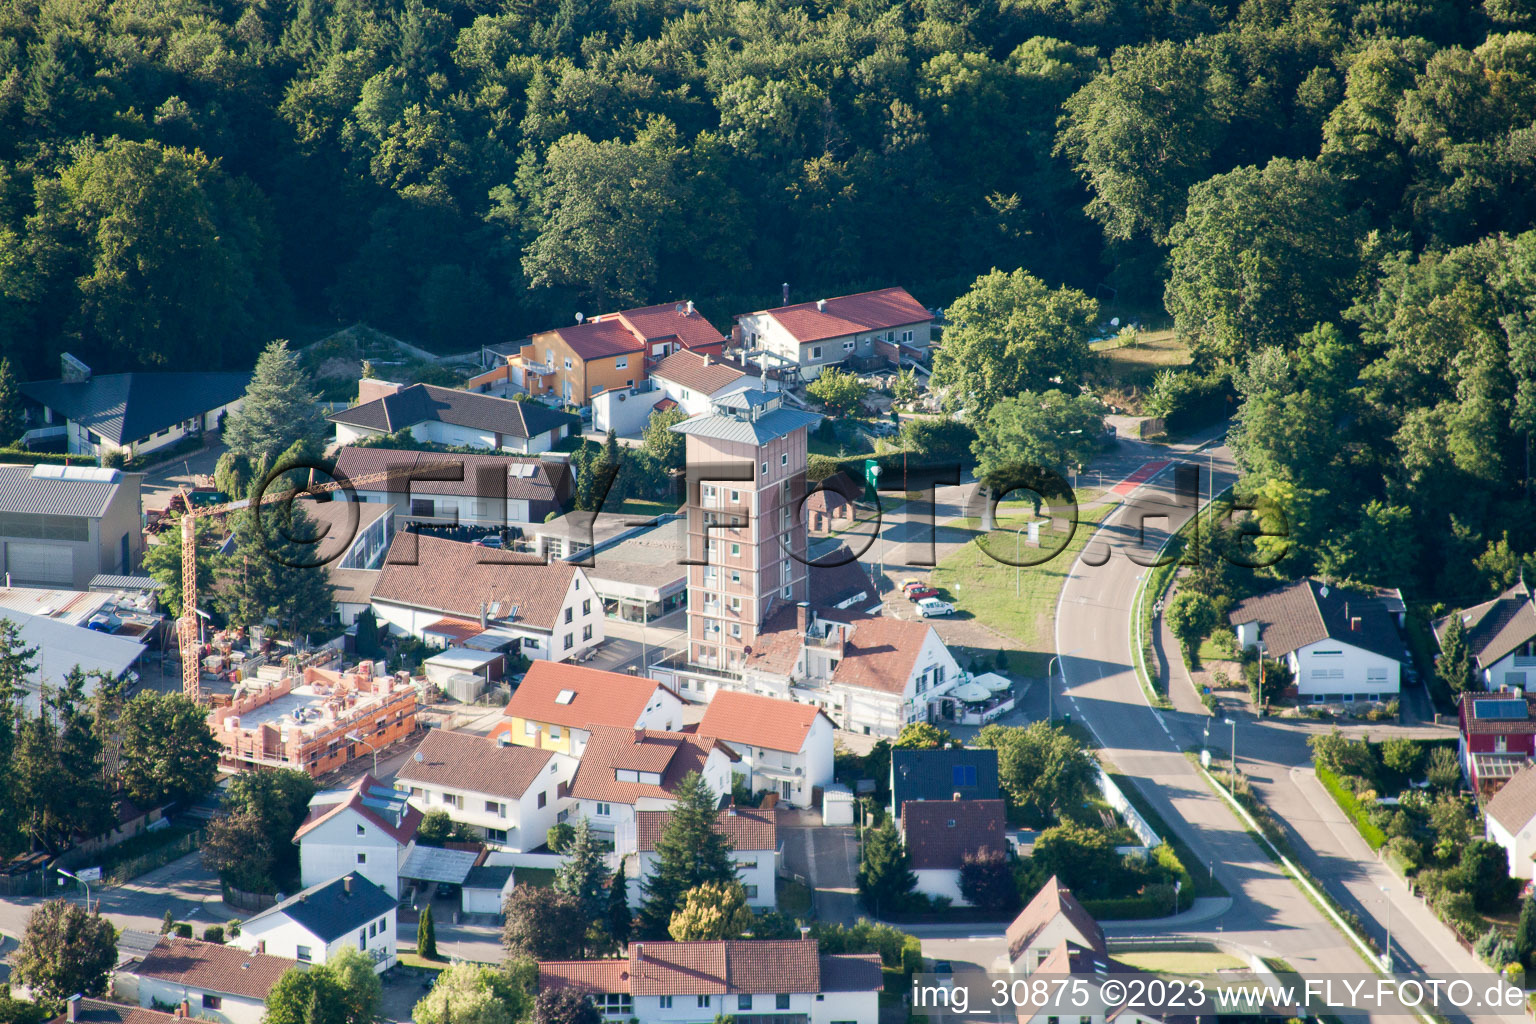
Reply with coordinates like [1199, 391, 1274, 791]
[930, 503, 1113, 677]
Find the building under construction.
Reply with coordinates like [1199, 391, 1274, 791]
[208, 662, 417, 777]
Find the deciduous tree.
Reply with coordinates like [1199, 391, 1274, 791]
[502, 886, 586, 961]
[668, 881, 755, 941]
[118, 692, 220, 808]
[13, 901, 117, 1002]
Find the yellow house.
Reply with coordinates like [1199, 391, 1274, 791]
[512, 301, 726, 407]
[488, 661, 686, 756]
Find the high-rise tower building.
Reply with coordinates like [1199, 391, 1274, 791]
[671, 390, 820, 670]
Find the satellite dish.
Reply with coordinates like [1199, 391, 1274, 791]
[1110, 317, 1120, 327]
[413, 751, 425, 763]
[575, 312, 584, 324]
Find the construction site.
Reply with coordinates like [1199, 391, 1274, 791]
[206, 661, 418, 777]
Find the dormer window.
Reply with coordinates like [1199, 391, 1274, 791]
[556, 690, 576, 704]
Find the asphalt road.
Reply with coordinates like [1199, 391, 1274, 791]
[1052, 451, 1504, 1024]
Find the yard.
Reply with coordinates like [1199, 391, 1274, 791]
[1113, 949, 1248, 974]
[1092, 329, 1192, 388]
[929, 503, 1113, 676]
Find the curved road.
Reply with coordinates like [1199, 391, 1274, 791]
[1053, 450, 1504, 1023]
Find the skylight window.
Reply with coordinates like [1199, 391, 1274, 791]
[555, 689, 576, 705]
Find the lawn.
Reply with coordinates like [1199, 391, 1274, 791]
[930, 502, 1113, 676]
[616, 498, 680, 519]
[1113, 949, 1248, 974]
[777, 877, 814, 917]
[514, 867, 555, 888]
[1092, 329, 1192, 388]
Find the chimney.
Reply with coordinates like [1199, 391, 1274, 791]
[816, 299, 826, 312]
[799, 926, 811, 941]
[67, 995, 81, 1023]
[257, 940, 266, 953]
[703, 353, 711, 366]
[953, 792, 962, 800]
[576, 312, 585, 324]
[180, 1001, 191, 1018]
[480, 602, 488, 629]
[357, 378, 404, 405]
[60, 352, 91, 383]
[344, 875, 353, 895]
[634, 944, 644, 964]
[685, 300, 695, 316]
[782, 282, 790, 305]
[1351, 616, 1361, 632]
[796, 601, 810, 634]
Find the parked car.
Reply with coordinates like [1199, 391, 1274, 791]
[900, 578, 926, 594]
[471, 535, 503, 548]
[917, 597, 956, 617]
[907, 586, 940, 602]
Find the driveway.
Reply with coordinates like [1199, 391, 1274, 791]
[779, 823, 859, 925]
[140, 442, 226, 510]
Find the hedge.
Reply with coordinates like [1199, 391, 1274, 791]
[1316, 765, 1386, 850]
[0, 448, 97, 467]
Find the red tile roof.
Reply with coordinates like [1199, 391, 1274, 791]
[652, 350, 751, 395]
[422, 617, 485, 643]
[372, 533, 578, 631]
[535, 942, 883, 999]
[901, 799, 1007, 870]
[752, 287, 931, 344]
[396, 728, 559, 799]
[633, 805, 776, 852]
[544, 303, 725, 362]
[745, 607, 940, 695]
[502, 661, 680, 731]
[293, 773, 422, 845]
[1461, 693, 1536, 734]
[1005, 875, 1106, 963]
[568, 726, 737, 805]
[131, 937, 298, 1001]
[696, 691, 828, 754]
[51, 1001, 181, 1024]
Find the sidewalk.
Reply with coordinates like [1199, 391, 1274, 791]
[1101, 895, 1234, 932]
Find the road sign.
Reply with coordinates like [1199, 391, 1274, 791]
[75, 867, 101, 882]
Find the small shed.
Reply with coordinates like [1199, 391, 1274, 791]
[822, 783, 855, 826]
[423, 648, 504, 699]
[461, 864, 516, 916]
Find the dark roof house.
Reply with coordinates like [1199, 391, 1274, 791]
[889, 747, 1000, 818]
[901, 798, 1007, 870]
[22, 358, 249, 451]
[1435, 578, 1536, 675]
[240, 872, 395, 944]
[328, 382, 577, 450]
[1226, 578, 1405, 661]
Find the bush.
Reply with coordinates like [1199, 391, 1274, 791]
[1143, 368, 1233, 433]
[202, 925, 225, 944]
[172, 923, 193, 939]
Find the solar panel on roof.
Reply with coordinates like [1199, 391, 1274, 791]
[1474, 699, 1528, 719]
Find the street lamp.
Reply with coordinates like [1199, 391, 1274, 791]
[56, 866, 91, 913]
[1380, 884, 1393, 970]
[1046, 649, 1081, 724]
[346, 731, 381, 777]
[1013, 527, 1027, 597]
[1223, 717, 1237, 790]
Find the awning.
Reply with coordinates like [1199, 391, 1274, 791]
[973, 672, 1013, 693]
[949, 682, 993, 702]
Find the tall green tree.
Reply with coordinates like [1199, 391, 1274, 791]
[118, 692, 220, 808]
[502, 885, 586, 960]
[554, 818, 610, 951]
[414, 963, 527, 1024]
[1437, 615, 1478, 695]
[638, 772, 736, 937]
[0, 358, 22, 443]
[974, 721, 1098, 828]
[216, 500, 336, 640]
[668, 881, 755, 941]
[607, 866, 633, 949]
[13, 671, 115, 854]
[142, 519, 219, 619]
[973, 390, 1106, 483]
[856, 818, 916, 916]
[0, 619, 37, 856]
[13, 900, 117, 1002]
[418, 902, 439, 960]
[930, 269, 1097, 413]
[221, 340, 325, 463]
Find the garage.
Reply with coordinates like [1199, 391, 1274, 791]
[7, 541, 74, 586]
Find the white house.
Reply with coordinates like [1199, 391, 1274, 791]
[1019, 940, 1173, 1024]
[1485, 762, 1536, 879]
[538, 940, 882, 1024]
[370, 533, 604, 663]
[650, 351, 758, 416]
[714, 605, 965, 738]
[1436, 578, 1536, 691]
[735, 287, 934, 382]
[294, 774, 421, 895]
[1227, 578, 1406, 704]
[1005, 876, 1107, 975]
[491, 661, 685, 758]
[900, 798, 1007, 907]
[119, 938, 297, 1024]
[695, 691, 834, 808]
[232, 873, 397, 973]
[327, 381, 576, 454]
[566, 726, 738, 838]
[331, 446, 566, 527]
[20, 354, 248, 459]
[618, 806, 779, 910]
[395, 728, 578, 849]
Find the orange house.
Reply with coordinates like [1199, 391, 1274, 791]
[513, 301, 725, 407]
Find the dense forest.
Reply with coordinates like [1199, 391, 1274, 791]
[3, 0, 1536, 597]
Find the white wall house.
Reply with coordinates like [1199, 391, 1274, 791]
[735, 287, 934, 381]
[1436, 580, 1536, 691]
[1485, 764, 1536, 880]
[1228, 579, 1405, 704]
[492, 661, 685, 759]
[538, 941, 882, 1024]
[568, 726, 738, 838]
[396, 729, 577, 850]
[1005, 876, 1107, 975]
[233, 873, 397, 973]
[119, 938, 298, 1024]
[327, 382, 575, 454]
[901, 799, 1006, 909]
[295, 775, 421, 895]
[618, 807, 779, 910]
[695, 691, 835, 808]
[370, 534, 604, 664]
